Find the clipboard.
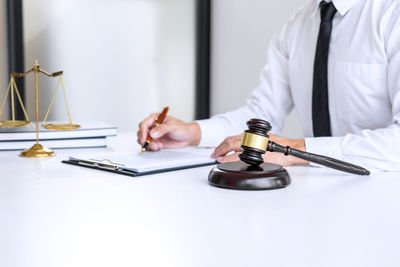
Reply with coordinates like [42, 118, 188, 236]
[62, 148, 217, 177]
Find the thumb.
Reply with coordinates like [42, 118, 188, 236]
[150, 124, 174, 139]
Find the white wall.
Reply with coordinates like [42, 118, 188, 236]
[23, 0, 195, 131]
[0, 0, 8, 120]
[211, 0, 308, 138]
[157, 0, 195, 122]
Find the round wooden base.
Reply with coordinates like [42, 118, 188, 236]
[208, 161, 291, 190]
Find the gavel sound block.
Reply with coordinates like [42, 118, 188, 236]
[208, 118, 369, 190]
[208, 119, 290, 190]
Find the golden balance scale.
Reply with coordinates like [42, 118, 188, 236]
[0, 61, 80, 157]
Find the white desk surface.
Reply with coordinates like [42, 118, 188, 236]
[1, 133, 400, 267]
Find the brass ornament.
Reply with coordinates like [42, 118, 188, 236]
[0, 76, 30, 127]
[43, 124, 80, 130]
[241, 131, 269, 151]
[19, 143, 55, 158]
[0, 60, 80, 157]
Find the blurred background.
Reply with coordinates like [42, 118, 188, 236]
[0, 0, 306, 137]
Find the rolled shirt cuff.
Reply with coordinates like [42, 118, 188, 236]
[304, 136, 345, 167]
[195, 119, 225, 148]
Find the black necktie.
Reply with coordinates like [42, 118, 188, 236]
[312, 1, 337, 137]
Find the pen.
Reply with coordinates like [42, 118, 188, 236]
[140, 106, 169, 154]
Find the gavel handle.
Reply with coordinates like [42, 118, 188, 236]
[267, 141, 370, 175]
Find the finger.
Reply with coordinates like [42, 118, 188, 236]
[137, 115, 156, 145]
[268, 133, 288, 145]
[212, 140, 235, 158]
[162, 115, 174, 123]
[211, 137, 242, 158]
[217, 152, 240, 163]
[150, 123, 176, 140]
[268, 133, 285, 144]
[211, 142, 230, 158]
[149, 141, 160, 151]
[138, 113, 159, 144]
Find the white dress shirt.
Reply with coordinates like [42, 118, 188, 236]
[196, 0, 400, 171]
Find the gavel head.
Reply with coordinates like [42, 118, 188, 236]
[239, 118, 272, 166]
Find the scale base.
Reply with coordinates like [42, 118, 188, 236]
[208, 161, 290, 190]
[20, 143, 55, 158]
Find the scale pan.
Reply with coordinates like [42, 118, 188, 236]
[0, 120, 31, 128]
[42, 123, 81, 130]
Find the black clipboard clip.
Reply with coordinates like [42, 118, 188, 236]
[80, 159, 117, 170]
[69, 157, 124, 171]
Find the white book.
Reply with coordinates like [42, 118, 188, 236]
[0, 122, 117, 141]
[65, 147, 216, 175]
[0, 137, 107, 150]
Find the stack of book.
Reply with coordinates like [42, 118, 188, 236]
[0, 122, 117, 150]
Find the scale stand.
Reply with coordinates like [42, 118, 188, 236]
[0, 60, 80, 158]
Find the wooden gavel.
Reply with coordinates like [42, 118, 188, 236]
[239, 119, 370, 175]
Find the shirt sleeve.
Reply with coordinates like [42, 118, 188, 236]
[196, 19, 295, 148]
[306, 5, 400, 171]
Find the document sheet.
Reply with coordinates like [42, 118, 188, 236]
[68, 147, 216, 174]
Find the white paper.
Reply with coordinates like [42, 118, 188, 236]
[69, 147, 216, 173]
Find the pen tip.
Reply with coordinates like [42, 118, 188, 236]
[139, 148, 145, 155]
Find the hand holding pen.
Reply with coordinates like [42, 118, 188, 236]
[140, 107, 169, 154]
[137, 107, 201, 153]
